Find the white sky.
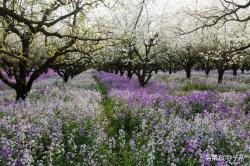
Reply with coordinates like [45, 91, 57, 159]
[152, 0, 216, 14]
[96, 0, 215, 14]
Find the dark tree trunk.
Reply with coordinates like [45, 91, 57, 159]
[205, 69, 210, 76]
[241, 69, 245, 74]
[217, 69, 224, 84]
[138, 75, 151, 87]
[115, 69, 119, 74]
[127, 69, 133, 79]
[136, 70, 152, 87]
[16, 89, 28, 101]
[138, 77, 146, 87]
[63, 75, 69, 83]
[155, 69, 158, 74]
[233, 69, 237, 76]
[15, 83, 29, 101]
[169, 66, 172, 75]
[232, 64, 238, 76]
[120, 70, 124, 76]
[56, 70, 70, 83]
[185, 68, 191, 79]
[13, 37, 31, 101]
[169, 70, 172, 75]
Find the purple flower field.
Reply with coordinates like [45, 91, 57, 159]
[97, 71, 248, 112]
[0, 70, 249, 165]
[96, 71, 250, 165]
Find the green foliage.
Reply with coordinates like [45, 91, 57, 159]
[94, 78, 144, 166]
[0, 111, 5, 118]
[181, 79, 248, 93]
[182, 82, 214, 91]
[233, 87, 247, 93]
[93, 76, 108, 96]
[190, 104, 203, 115]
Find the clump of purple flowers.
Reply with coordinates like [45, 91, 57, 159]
[96, 72, 176, 108]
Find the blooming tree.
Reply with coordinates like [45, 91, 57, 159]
[0, 0, 109, 100]
[95, 0, 166, 86]
[198, 32, 247, 83]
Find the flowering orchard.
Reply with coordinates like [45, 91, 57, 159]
[1, 0, 250, 165]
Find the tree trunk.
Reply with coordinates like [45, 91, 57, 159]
[155, 69, 158, 74]
[127, 70, 133, 79]
[169, 66, 172, 75]
[120, 70, 124, 76]
[14, 38, 30, 101]
[185, 69, 191, 79]
[15, 84, 29, 101]
[232, 64, 238, 76]
[136, 70, 152, 87]
[169, 70, 172, 75]
[63, 75, 69, 83]
[205, 69, 210, 76]
[217, 69, 224, 84]
[138, 77, 146, 87]
[241, 69, 245, 74]
[233, 69, 237, 76]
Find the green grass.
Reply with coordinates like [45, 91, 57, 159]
[94, 76, 142, 166]
[181, 81, 248, 93]
[182, 82, 215, 91]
